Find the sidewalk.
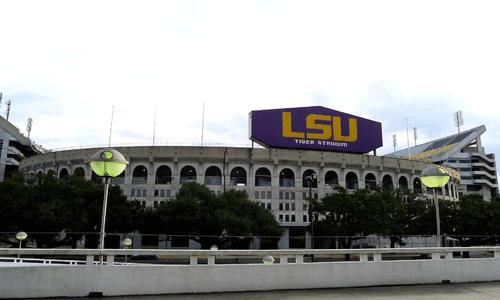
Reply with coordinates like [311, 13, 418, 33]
[104, 282, 500, 300]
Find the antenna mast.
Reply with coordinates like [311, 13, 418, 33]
[406, 117, 411, 159]
[201, 103, 205, 147]
[5, 100, 11, 120]
[413, 127, 417, 146]
[392, 134, 397, 152]
[108, 106, 114, 147]
[153, 104, 157, 147]
[454, 110, 464, 133]
[26, 118, 33, 139]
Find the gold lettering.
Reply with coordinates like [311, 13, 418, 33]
[306, 114, 332, 140]
[282, 112, 305, 138]
[333, 117, 358, 142]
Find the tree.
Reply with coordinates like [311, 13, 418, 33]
[152, 182, 283, 249]
[313, 187, 410, 249]
[0, 173, 137, 248]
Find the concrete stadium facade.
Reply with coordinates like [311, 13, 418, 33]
[19, 145, 458, 248]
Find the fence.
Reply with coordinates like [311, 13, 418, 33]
[1, 231, 499, 251]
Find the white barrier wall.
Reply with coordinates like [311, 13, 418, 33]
[1, 247, 500, 299]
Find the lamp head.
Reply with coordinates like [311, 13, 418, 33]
[16, 231, 28, 241]
[420, 165, 451, 188]
[90, 148, 129, 177]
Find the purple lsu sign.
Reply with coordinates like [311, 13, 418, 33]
[249, 106, 383, 153]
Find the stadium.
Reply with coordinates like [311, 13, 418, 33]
[12, 106, 467, 248]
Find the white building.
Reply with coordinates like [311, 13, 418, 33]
[0, 115, 42, 181]
[19, 145, 458, 248]
[386, 125, 498, 201]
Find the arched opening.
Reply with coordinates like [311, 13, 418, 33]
[205, 166, 222, 185]
[382, 174, 394, 190]
[74, 167, 85, 178]
[59, 168, 69, 180]
[180, 166, 197, 184]
[365, 173, 377, 190]
[47, 169, 56, 177]
[346, 172, 358, 190]
[279, 168, 295, 187]
[302, 169, 317, 188]
[413, 177, 422, 193]
[255, 167, 271, 187]
[399, 176, 409, 192]
[132, 165, 148, 184]
[230, 167, 247, 186]
[155, 165, 172, 184]
[325, 171, 338, 187]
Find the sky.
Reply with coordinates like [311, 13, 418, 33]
[1, 0, 500, 160]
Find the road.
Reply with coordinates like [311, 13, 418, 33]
[53, 282, 500, 300]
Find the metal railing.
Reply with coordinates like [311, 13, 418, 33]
[1, 246, 499, 266]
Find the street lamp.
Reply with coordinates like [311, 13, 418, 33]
[16, 231, 27, 259]
[89, 148, 128, 256]
[420, 165, 451, 247]
[122, 238, 132, 262]
[305, 173, 317, 249]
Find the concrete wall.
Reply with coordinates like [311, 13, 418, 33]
[2, 248, 500, 298]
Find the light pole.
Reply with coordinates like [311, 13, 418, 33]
[16, 231, 27, 259]
[89, 148, 128, 259]
[420, 165, 451, 247]
[305, 174, 317, 249]
[122, 238, 132, 262]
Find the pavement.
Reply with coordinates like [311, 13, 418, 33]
[54, 281, 500, 300]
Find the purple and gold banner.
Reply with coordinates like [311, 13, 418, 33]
[250, 106, 382, 153]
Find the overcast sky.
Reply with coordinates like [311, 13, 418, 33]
[1, 0, 500, 160]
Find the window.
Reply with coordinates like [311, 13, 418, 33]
[303, 215, 308, 222]
[132, 165, 148, 184]
[279, 191, 283, 199]
[131, 189, 136, 197]
[261, 203, 265, 208]
[279, 203, 283, 210]
[155, 165, 172, 184]
[205, 166, 222, 185]
[285, 215, 290, 222]
[255, 168, 271, 186]
[279, 215, 283, 222]
[303, 204, 308, 211]
[291, 192, 295, 200]
[137, 189, 141, 197]
[285, 192, 289, 200]
[291, 215, 296, 222]
[154, 201, 158, 208]
[154, 189, 159, 197]
[302, 169, 317, 188]
[267, 203, 271, 210]
[285, 203, 289, 211]
[230, 167, 247, 186]
[180, 166, 197, 183]
[291, 203, 295, 211]
[279, 168, 295, 187]
[255, 191, 260, 199]
[143, 189, 147, 197]
[160, 189, 165, 197]
[267, 191, 272, 199]
[167, 189, 171, 197]
[261, 191, 266, 199]
[141, 201, 146, 207]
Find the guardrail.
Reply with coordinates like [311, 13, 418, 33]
[0, 246, 497, 265]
